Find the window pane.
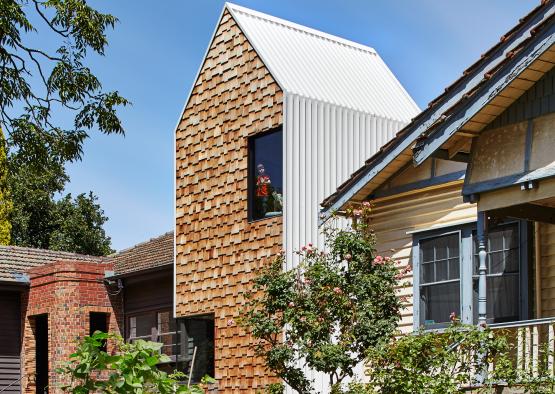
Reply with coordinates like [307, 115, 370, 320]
[421, 282, 460, 326]
[249, 129, 283, 220]
[489, 229, 504, 252]
[434, 236, 447, 260]
[473, 276, 519, 323]
[489, 251, 504, 274]
[421, 242, 434, 263]
[422, 262, 434, 283]
[449, 258, 460, 280]
[129, 313, 155, 339]
[435, 260, 448, 282]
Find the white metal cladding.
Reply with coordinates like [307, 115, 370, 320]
[282, 94, 409, 392]
[227, 3, 420, 122]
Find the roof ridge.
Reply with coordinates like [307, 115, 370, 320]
[112, 231, 173, 256]
[225, 2, 377, 55]
[0, 244, 104, 260]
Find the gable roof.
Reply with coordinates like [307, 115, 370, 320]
[198, 3, 419, 122]
[321, 1, 555, 217]
[111, 231, 173, 276]
[0, 246, 105, 284]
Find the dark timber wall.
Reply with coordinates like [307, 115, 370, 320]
[0, 290, 21, 393]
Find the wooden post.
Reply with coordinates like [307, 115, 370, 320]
[476, 211, 489, 385]
[477, 211, 488, 327]
[548, 324, 554, 376]
[533, 325, 540, 376]
[535, 222, 542, 318]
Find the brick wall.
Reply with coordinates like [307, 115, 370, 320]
[175, 10, 283, 392]
[21, 261, 122, 393]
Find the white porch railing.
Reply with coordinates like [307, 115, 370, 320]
[490, 317, 555, 377]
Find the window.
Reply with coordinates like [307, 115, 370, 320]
[413, 221, 528, 330]
[419, 232, 461, 327]
[179, 314, 215, 383]
[248, 128, 283, 221]
[127, 310, 178, 360]
[472, 222, 520, 324]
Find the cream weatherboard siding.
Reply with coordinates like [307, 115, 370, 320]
[370, 182, 477, 333]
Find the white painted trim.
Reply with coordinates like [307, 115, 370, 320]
[405, 218, 477, 235]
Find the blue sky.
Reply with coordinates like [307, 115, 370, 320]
[62, 0, 537, 250]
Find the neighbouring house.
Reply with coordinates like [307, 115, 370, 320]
[321, 0, 555, 376]
[0, 231, 175, 393]
[174, 3, 419, 392]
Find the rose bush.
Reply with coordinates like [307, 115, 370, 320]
[241, 205, 406, 393]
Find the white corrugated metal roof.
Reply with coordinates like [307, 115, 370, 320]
[226, 3, 420, 122]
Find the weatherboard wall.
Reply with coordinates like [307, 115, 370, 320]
[369, 181, 477, 333]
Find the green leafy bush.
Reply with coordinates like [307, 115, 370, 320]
[57, 331, 214, 393]
[241, 205, 404, 393]
[360, 321, 555, 393]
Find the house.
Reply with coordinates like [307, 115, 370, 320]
[321, 0, 555, 371]
[174, 3, 419, 391]
[0, 231, 175, 393]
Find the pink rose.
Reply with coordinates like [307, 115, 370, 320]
[373, 255, 383, 265]
[333, 287, 342, 294]
[288, 301, 295, 308]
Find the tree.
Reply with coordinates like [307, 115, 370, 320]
[1, 0, 129, 163]
[9, 163, 113, 255]
[241, 204, 404, 393]
[1, 0, 129, 253]
[0, 130, 12, 244]
[57, 331, 214, 393]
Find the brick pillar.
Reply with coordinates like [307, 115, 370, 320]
[21, 261, 123, 394]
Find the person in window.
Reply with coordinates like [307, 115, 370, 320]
[256, 163, 271, 216]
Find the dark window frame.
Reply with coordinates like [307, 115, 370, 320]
[178, 313, 215, 384]
[412, 220, 530, 330]
[126, 309, 178, 363]
[248, 127, 283, 222]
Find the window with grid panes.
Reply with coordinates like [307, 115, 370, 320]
[419, 232, 461, 327]
[472, 222, 520, 324]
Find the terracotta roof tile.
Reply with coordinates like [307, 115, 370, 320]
[0, 246, 105, 283]
[112, 231, 174, 276]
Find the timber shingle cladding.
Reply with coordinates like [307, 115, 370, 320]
[175, 10, 282, 391]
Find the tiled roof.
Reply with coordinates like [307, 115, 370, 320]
[0, 246, 105, 283]
[321, 0, 554, 212]
[112, 231, 174, 276]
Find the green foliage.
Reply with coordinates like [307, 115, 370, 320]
[363, 323, 510, 393]
[0, 0, 127, 254]
[9, 157, 113, 255]
[57, 331, 214, 393]
[241, 204, 403, 393]
[0, 128, 12, 245]
[360, 322, 555, 394]
[0, 0, 130, 163]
